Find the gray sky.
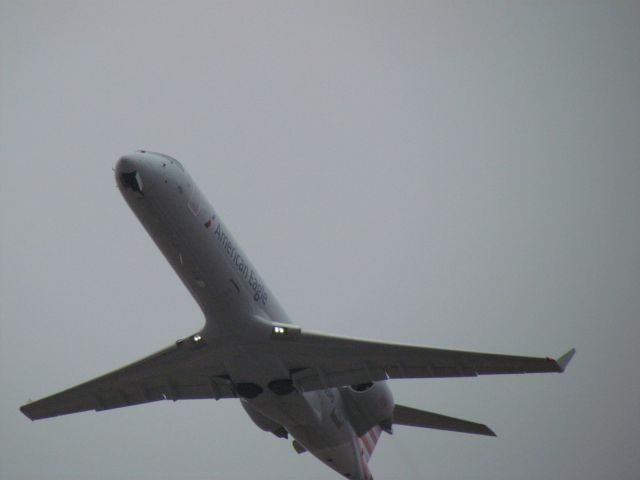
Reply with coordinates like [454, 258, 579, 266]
[1, 1, 639, 479]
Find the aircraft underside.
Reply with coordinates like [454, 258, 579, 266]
[20, 151, 574, 479]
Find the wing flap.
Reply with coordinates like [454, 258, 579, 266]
[291, 365, 389, 392]
[394, 404, 496, 436]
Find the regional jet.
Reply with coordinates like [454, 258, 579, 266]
[21, 151, 575, 480]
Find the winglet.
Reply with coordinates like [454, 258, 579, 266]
[556, 348, 576, 372]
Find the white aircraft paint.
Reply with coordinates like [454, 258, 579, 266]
[21, 151, 575, 480]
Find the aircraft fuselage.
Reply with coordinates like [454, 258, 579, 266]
[115, 151, 386, 479]
[21, 151, 573, 480]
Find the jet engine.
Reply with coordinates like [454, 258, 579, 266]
[341, 381, 394, 436]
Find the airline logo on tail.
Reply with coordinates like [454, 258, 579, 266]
[358, 425, 382, 480]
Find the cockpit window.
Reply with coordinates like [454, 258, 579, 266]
[120, 171, 143, 193]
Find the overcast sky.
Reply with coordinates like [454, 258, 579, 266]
[1, 1, 639, 479]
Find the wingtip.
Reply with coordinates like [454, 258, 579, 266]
[480, 425, 497, 437]
[20, 404, 35, 421]
[556, 348, 576, 372]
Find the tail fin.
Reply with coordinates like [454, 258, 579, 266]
[394, 404, 496, 437]
[358, 424, 383, 463]
[357, 425, 382, 480]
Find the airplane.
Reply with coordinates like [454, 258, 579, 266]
[21, 151, 575, 480]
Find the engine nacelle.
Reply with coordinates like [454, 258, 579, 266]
[341, 381, 394, 436]
[240, 400, 288, 438]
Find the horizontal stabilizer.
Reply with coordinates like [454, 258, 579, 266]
[393, 404, 496, 437]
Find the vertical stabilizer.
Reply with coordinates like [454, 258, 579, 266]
[357, 425, 383, 479]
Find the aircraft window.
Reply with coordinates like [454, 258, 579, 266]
[120, 171, 143, 193]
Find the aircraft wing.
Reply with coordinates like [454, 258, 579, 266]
[269, 329, 575, 391]
[20, 334, 235, 420]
